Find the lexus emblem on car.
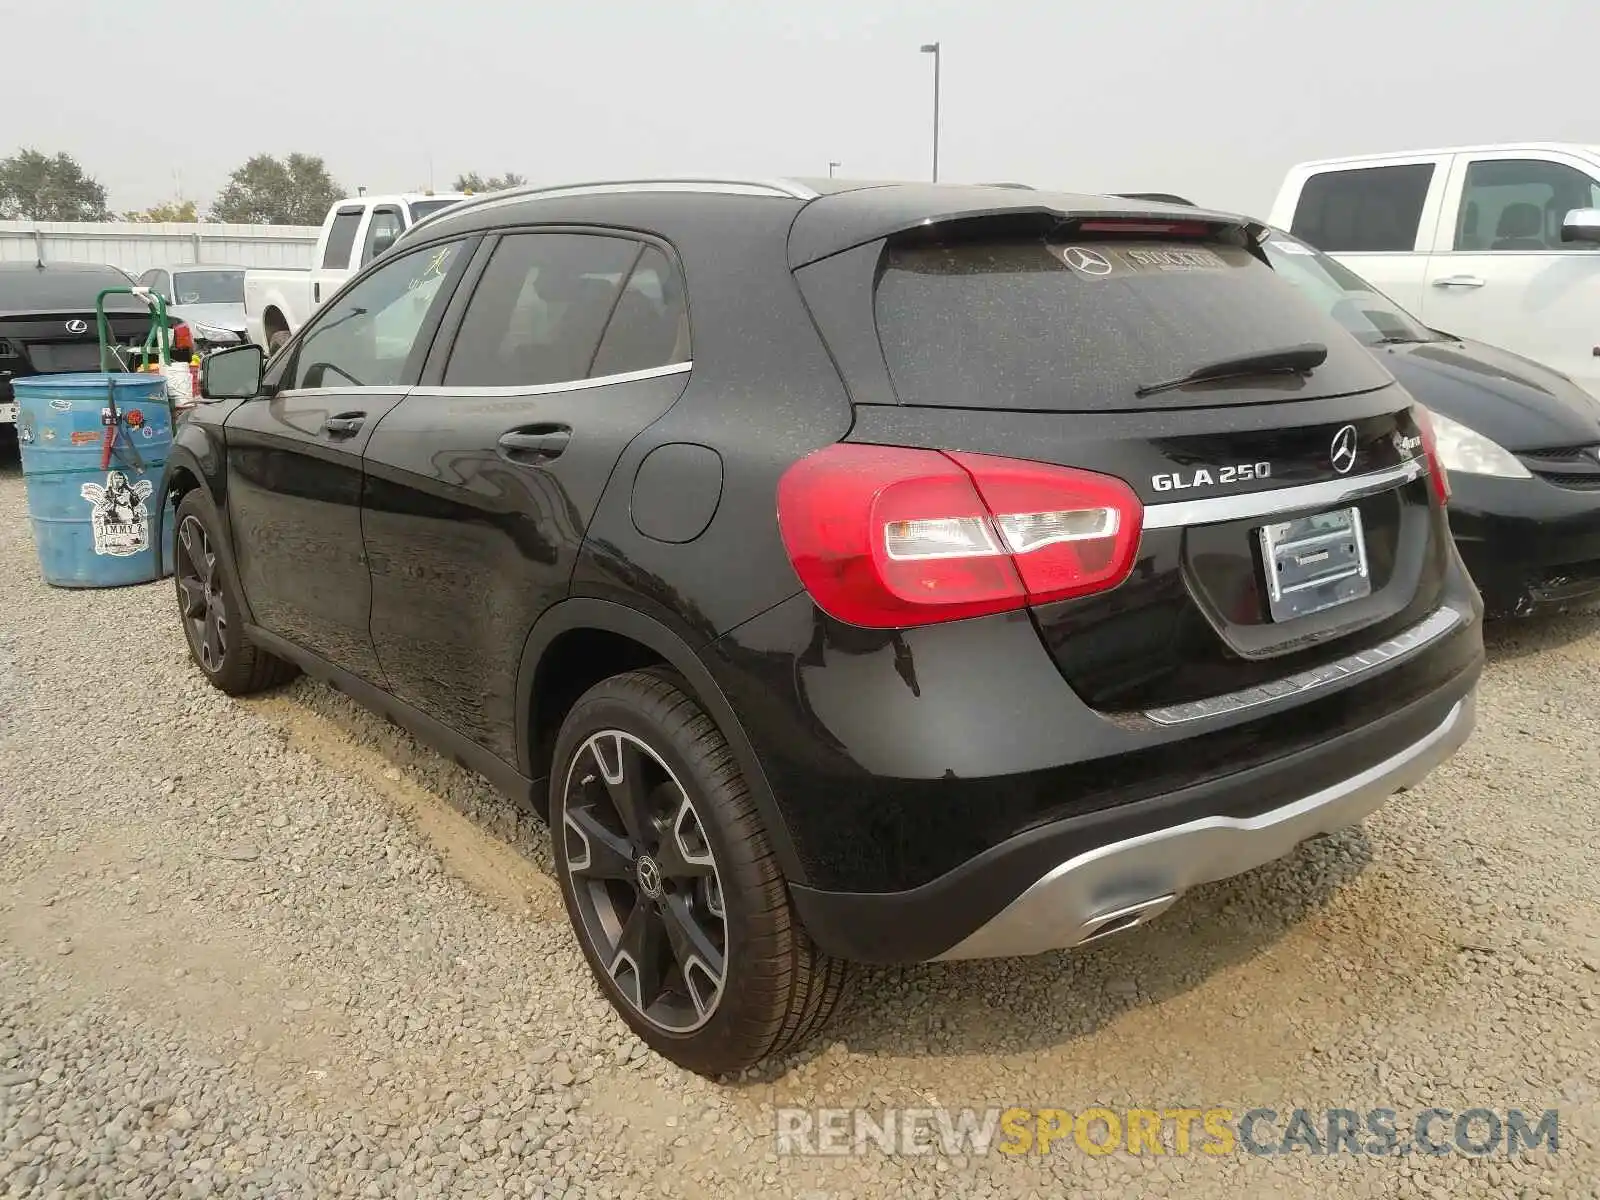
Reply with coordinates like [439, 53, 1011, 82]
[64, 319, 89, 334]
[1330, 424, 1358, 475]
[1060, 246, 1113, 276]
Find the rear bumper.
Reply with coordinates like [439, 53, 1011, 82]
[783, 642, 1480, 964]
[936, 692, 1473, 959]
[1449, 473, 1600, 614]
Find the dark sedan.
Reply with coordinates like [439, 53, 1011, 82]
[1116, 192, 1600, 616]
[1, 262, 156, 446]
[1260, 230, 1600, 616]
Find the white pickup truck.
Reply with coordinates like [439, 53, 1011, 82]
[1268, 142, 1600, 397]
[243, 192, 468, 351]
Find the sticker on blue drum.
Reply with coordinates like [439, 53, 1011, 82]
[80, 471, 154, 557]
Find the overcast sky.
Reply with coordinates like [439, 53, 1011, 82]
[10, 0, 1598, 218]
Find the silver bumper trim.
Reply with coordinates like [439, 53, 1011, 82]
[1144, 606, 1464, 725]
[934, 691, 1476, 961]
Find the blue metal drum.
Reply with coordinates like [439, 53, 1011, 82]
[15, 373, 176, 588]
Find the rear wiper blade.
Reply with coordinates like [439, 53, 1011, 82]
[1135, 342, 1328, 398]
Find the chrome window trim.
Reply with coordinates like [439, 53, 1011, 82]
[1142, 605, 1463, 726]
[1143, 459, 1426, 530]
[410, 360, 692, 399]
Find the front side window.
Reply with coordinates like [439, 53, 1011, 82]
[442, 233, 639, 388]
[136, 269, 170, 299]
[1290, 164, 1435, 253]
[286, 241, 464, 390]
[1454, 158, 1600, 251]
[150, 270, 171, 299]
[363, 208, 405, 265]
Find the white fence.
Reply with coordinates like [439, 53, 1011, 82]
[0, 220, 320, 273]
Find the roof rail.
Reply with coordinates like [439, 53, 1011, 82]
[401, 177, 818, 242]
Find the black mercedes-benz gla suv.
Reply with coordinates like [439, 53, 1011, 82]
[164, 178, 1483, 1075]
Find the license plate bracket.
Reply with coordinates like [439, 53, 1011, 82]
[1259, 506, 1371, 622]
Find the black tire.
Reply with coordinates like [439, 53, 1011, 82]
[550, 668, 850, 1076]
[267, 327, 290, 353]
[172, 489, 298, 695]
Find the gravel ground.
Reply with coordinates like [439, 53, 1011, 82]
[1, 453, 1597, 1200]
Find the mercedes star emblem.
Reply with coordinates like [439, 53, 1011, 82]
[1330, 423, 1359, 476]
[1060, 246, 1113, 276]
[64, 319, 89, 335]
[635, 854, 663, 900]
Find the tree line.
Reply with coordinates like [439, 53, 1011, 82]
[0, 149, 527, 225]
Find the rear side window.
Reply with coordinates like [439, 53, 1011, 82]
[874, 237, 1386, 412]
[442, 233, 639, 388]
[1289, 164, 1434, 252]
[322, 210, 362, 269]
[590, 245, 690, 377]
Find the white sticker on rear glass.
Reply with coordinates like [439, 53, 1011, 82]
[1121, 246, 1226, 272]
[1270, 240, 1314, 255]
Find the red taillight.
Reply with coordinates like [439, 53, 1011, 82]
[171, 322, 194, 353]
[1412, 405, 1451, 506]
[777, 444, 1143, 629]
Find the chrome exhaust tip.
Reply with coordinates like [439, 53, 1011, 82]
[1076, 893, 1178, 946]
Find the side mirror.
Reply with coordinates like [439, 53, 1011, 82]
[1560, 207, 1600, 245]
[370, 233, 398, 260]
[202, 343, 265, 400]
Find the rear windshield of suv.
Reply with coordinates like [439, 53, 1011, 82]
[874, 237, 1388, 411]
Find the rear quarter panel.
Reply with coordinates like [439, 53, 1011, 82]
[570, 195, 854, 641]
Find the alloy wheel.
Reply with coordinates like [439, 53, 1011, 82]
[560, 730, 728, 1033]
[176, 515, 227, 673]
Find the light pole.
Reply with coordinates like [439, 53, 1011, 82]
[920, 42, 941, 182]
[828, 161, 841, 178]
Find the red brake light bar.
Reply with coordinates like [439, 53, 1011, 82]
[1075, 220, 1215, 237]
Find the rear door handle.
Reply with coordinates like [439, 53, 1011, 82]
[323, 412, 365, 437]
[1432, 275, 1486, 289]
[498, 426, 571, 459]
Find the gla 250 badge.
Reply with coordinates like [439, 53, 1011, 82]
[1152, 462, 1272, 492]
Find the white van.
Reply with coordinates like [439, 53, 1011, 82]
[1269, 143, 1600, 397]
